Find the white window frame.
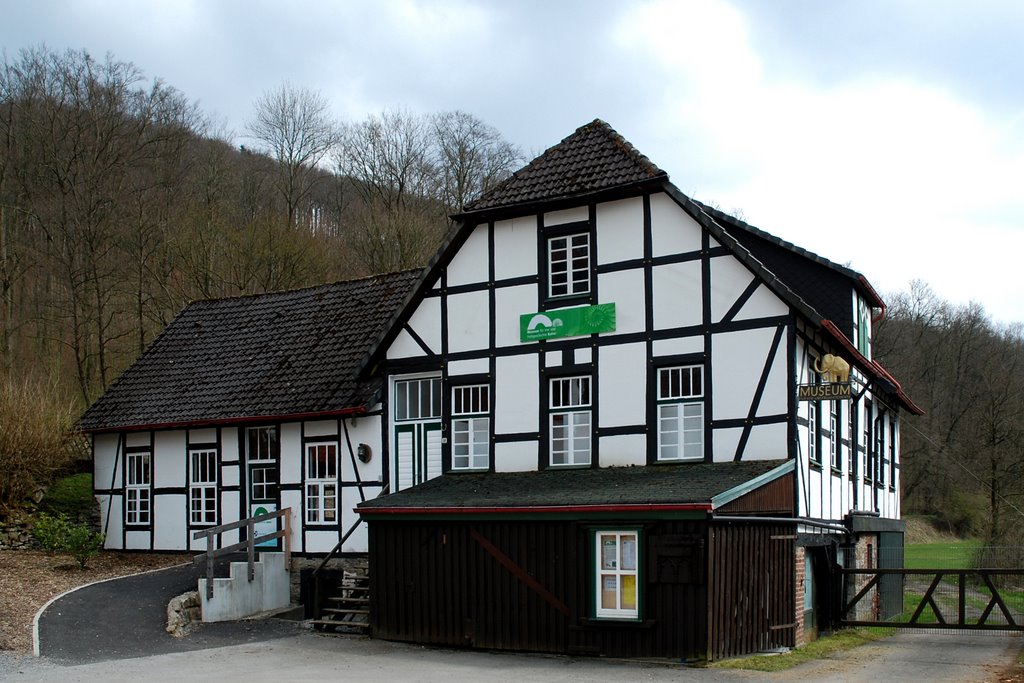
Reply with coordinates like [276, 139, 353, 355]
[189, 448, 218, 526]
[125, 450, 151, 526]
[595, 530, 640, 620]
[305, 442, 338, 524]
[394, 376, 442, 421]
[451, 384, 490, 471]
[829, 401, 841, 472]
[246, 426, 278, 461]
[656, 365, 704, 462]
[547, 232, 590, 298]
[549, 376, 591, 466]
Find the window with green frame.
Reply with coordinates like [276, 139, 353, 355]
[594, 529, 640, 620]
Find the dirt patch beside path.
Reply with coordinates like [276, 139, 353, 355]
[0, 550, 190, 653]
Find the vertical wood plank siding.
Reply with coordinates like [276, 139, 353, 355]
[368, 519, 711, 659]
[707, 522, 795, 660]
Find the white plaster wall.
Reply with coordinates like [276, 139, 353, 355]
[407, 296, 442, 354]
[596, 197, 644, 264]
[805, 465, 822, 518]
[544, 206, 588, 226]
[222, 463, 239, 488]
[447, 224, 490, 286]
[653, 335, 704, 358]
[710, 255, 757, 323]
[93, 433, 121, 489]
[652, 261, 702, 330]
[280, 489, 302, 549]
[341, 415, 384, 485]
[599, 434, 647, 467]
[154, 430, 186, 488]
[125, 530, 149, 550]
[495, 354, 539, 434]
[125, 432, 149, 448]
[447, 290, 490, 353]
[304, 420, 338, 438]
[712, 427, 742, 463]
[494, 216, 537, 280]
[736, 284, 788, 321]
[154, 494, 186, 550]
[305, 529, 341, 555]
[712, 327, 781, 422]
[574, 347, 592, 365]
[495, 284, 536, 348]
[741, 422, 788, 461]
[598, 342, 646, 428]
[448, 357, 489, 376]
[494, 441, 537, 472]
[545, 350, 561, 368]
[98, 494, 123, 549]
[189, 428, 217, 444]
[599, 270, 645, 335]
[279, 423, 301, 485]
[221, 428, 239, 462]
[757, 335, 790, 416]
[650, 192, 702, 257]
[387, 329, 427, 359]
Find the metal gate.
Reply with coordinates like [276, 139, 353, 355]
[838, 565, 1024, 631]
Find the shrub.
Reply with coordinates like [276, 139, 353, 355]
[0, 377, 87, 511]
[32, 512, 71, 553]
[31, 512, 103, 569]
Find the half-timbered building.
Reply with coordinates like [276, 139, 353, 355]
[82, 119, 920, 660]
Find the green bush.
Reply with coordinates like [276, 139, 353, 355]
[32, 512, 103, 569]
[32, 512, 71, 553]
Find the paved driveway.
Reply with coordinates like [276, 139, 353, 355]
[35, 562, 297, 664]
[8, 629, 1022, 682]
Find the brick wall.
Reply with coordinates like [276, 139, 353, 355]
[794, 546, 806, 646]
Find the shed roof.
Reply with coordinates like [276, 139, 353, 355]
[358, 460, 790, 514]
[79, 269, 422, 432]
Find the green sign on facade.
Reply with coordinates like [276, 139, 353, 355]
[520, 303, 616, 342]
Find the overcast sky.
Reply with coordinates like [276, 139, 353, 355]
[3, 0, 1023, 324]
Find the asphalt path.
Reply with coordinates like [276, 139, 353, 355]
[34, 562, 298, 664]
[5, 629, 1021, 682]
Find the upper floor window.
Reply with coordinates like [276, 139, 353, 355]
[189, 448, 217, 525]
[548, 233, 590, 298]
[888, 420, 897, 490]
[657, 366, 704, 461]
[305, 442, 338, 524]
[829, 401, 841, 471]
[452, 384, 490, 470]
[246, 426, 279, 461]
[550, 376, 591, 466]
[125, 450, 151, 525]
[394, 377, 442, 421]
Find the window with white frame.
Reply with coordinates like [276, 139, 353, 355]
[888, 420, 897, 490]
[550, 376, 591, 466]
[548, 232, 590, 298]
[246, 426, 278, 461]
[829, 401, 841, 471]
[394, 377, 442, 421]
[305, 442, 338, 524]
[875, 414, 886, 487]
[452, 384, 489, 470]
[125, 451, 151, 525]
[657, 366, 704, 461]
[595, 530, 639, 620]
[189, 449, 217, 525]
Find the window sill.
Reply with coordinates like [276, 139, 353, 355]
[578, 617, 654, 629]
[543, 294, 592, 310]
[809, 461, 823, 472]
[547, 462, 593, 469]
[830, 467, 843, 477]
[447, 467, 490, 474]
[651, 458, 704, 465]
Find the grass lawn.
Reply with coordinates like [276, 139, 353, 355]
[711, 628, 893, 672]
[904, 540, 982, 569]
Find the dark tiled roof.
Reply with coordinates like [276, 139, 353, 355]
[462, 119, 666, 213]
[79, 270, 423, 432]
[358, 460, 788, 511]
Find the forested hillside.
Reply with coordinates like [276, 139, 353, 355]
[1, 47, 1020, 533]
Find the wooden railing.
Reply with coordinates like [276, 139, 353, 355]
[192, 508, 292, 599]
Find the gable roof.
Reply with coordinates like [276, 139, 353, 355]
[358, 460, 791, 516]
[79, 270, 422, 432]
[460, 119, 667, 214]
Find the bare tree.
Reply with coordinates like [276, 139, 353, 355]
[432, 110, 521, 213]
[245, 83, 341, 229]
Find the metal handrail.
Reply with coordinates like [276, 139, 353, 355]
[192, 507, 292, 599]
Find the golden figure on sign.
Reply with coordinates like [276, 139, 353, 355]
[815, 353, 850, 384]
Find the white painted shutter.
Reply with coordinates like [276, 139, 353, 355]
[397, 429, 414, 491]
[425, 426, 442, 482]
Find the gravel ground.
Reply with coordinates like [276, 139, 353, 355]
[0, 549, 190, 654]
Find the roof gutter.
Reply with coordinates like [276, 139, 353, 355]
[357, 502, 713, 517]
[711, 514, 849, 533]
[79, 405, 369, 434]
